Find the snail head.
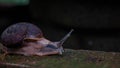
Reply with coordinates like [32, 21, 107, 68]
[23, 29, 74, 55]
[45, 29, 74, 54]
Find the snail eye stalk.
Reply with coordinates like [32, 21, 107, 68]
[57, 29, 74, 47]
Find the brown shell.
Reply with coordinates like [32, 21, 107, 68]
[1, 22, 43, 48]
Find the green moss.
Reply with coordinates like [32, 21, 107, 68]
[0, 0, 29, 5]
[0, 49, 120, 68]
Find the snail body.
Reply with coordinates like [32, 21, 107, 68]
[0, 22, 73, 56]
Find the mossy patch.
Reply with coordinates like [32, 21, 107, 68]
[0, 49, 120, 68]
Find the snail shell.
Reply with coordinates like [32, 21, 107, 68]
[1, 23, 43, 48]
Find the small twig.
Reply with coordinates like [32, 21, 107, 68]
[0, 53, 7, 61]
[0, 62, 30, 68]
[0, 43, 8, 60]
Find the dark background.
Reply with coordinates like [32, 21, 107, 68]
[0, 1, 120, 52]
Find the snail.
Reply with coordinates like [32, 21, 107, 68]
[0, 22, 74, 56]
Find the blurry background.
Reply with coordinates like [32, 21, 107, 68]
[0, 0, 120, 52]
